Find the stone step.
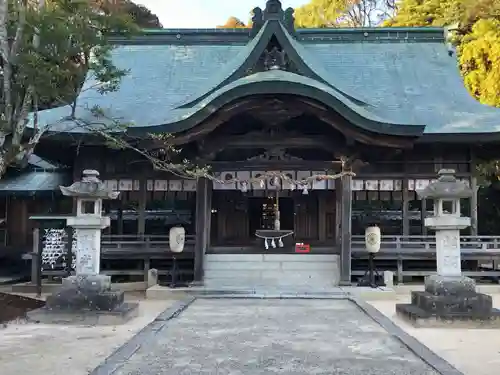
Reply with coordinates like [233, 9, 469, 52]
[203, 253, 340, 289]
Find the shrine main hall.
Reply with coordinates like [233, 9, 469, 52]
[4, 0, 500, 287]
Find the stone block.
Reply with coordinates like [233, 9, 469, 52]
[204, 261, 281, 271]
[263, 254, 337, 263]
[147, 268, 158, 288]
[30, 274, 139, 325]
[396, 303, 500, 328]
[27, 302, 139, 326]
[46, 289, 125, 311]
[205, 254, 264, 263]
[425, 275, 476, 296]
[411, 291, 492, 316]
[62, 274, 112, 293]
[280, 260, 338, 270]
[383, 271, 394, 287]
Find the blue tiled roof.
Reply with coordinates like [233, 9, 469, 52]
[30, 22, 500, 136]
[28, 154, 65, 170]
[302, 42, 500, 134]
[0, 171, 70, 194]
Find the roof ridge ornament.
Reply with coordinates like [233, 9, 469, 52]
[251, 0, 295, 37]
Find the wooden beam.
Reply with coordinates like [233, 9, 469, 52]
[137, 175, 147, 236]
[470, 150, 478, 235]
[402, 178, 410, 236]
[205, 180, 213, 249]
[421, 199, 427, 236]
[295, 98, 417, 149]
[339, 173, 352, 285]
[318, 192, 326, 242]
[200, 133, 340, 154]
[334, 179, 342, 246]
[194, 178, 209, 282]
[402, 158, 410, 236]
[167, 96, 419, 148]
[209, 160, 342, 171]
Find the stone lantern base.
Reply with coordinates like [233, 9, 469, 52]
[396, 275, 500, 328]
[27, 275, 139, 325]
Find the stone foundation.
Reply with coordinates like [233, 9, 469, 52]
[203, 254, 340, 290]
[396, 275, 500, 328]
[27, 275, 139, 325]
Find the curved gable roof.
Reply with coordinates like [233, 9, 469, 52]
[128, 69, 425, 137]
[29, 10, 500, 139]
[176, 20, 370, 109]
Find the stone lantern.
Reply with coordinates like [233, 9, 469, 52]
[396, 169, 500, 327]
[27, 170, 139, 325]
[420, 169, 472, 278]
[60, 169, 119, 275]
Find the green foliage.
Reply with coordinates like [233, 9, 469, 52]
[382, 0, 461, 27]
[385, 0, 500, 108]
[0, 0, 137, 174]
[294, 0, 396, 27]
[295, 0, 365, 27]
[459, 18, 500, 107]
[217, 16, 248, 28]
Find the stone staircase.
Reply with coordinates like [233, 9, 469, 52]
[203, 253, 340, 290]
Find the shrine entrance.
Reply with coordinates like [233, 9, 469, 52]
[248, 196, 294, 232]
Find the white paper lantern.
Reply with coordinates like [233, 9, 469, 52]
[169, 226, 185, 253]
[365, 226, 381, 253]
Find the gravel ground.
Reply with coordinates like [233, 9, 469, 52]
[369, 294, 500, 375]
[112, 298, 439, 375]
[1, 292, 500, 375]
[0, 296, 175, 375]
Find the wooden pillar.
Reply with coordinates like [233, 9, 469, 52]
[30, 228, 40, 284]
[194, 178, 210, 283]
[402, 177, 410, 236]
[20, 200, 28, 246]
[469, 148, 478, 236]
[340, 173, 352, 285]
[470, 176, 478, 236]
[204, 180, 213, 248]
[137, 176, 147, 236]
[318, 192, 326, 242]
[117, 205, 124, 236]
[334, 179, 342, 246]
[421, 199, 427, 236]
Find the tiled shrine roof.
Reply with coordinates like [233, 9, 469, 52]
[28, 2, 500, 138]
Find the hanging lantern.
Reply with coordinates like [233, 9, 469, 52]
[302, 185, 308, 195]
[365, 226, 381, 253]
[278, 238, 284, 247]
[240, 182, 248, 193]
[169, 226, 185, 253]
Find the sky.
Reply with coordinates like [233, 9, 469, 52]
[135, 0, 308, 28]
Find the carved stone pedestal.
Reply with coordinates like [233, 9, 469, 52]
[27, 275, 139, 325]
[396, 275, 500, 328]
[397, 169, 500, 328]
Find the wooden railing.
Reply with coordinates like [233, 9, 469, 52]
[38, 234, 196, 283]
[351, 235, 500, 253]
[351, 235, 500, 283]
[100, 234, 196, 256]
[36, 234, 500, 285]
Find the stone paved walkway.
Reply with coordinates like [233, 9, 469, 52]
[109, 299, 444, 375]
